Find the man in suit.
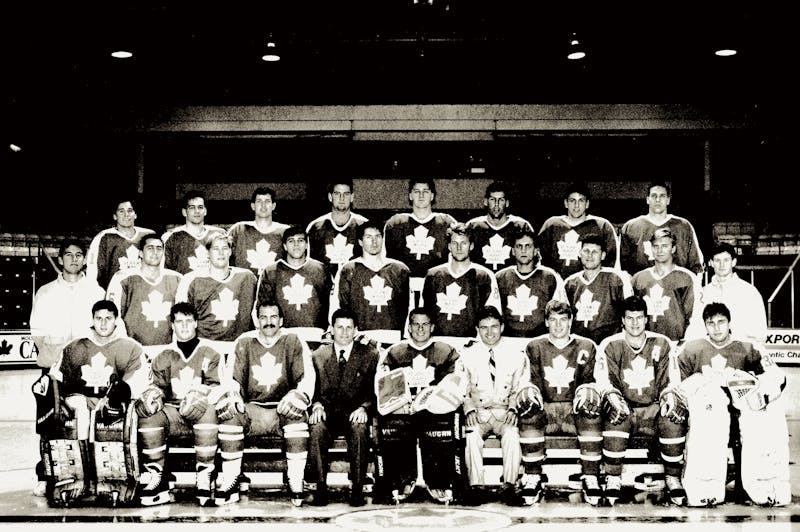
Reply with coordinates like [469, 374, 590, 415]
[305, 308, 380, 506]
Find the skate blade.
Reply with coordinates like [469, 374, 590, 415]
[583, 494, 601, 506]
[214, 493, 240, 506]
[140, 491, 172, 507]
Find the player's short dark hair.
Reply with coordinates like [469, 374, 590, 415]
[138, 234, 164, 251]
[170, 302, 198, 322]
[446, 222, 472, 243]
[357, 219, 384, 241]
[475, 306, 504, 327]
[408, 177, 437, 205]
[331, 308, 358, 329]
[182, 190, 206, 208]
[650, 227, 675, 244]
[623, 295, 648, 315]
[702, 302, 731, 322]
[485, 181, 509, 198]
[251, 186, 276, 203]
[59, 237, 87, 257]
[282, 225, 307, 245]
[327, 178, 354, 195]
[544, 299, 572, 320]
[581, 233, 606, 252]
[564, 182, 590, 201]
[511, 227, 538, 247]
[92, 299, 119, 318]
[113, 198, 136, 213]
[647, 181, 671, 197]
[710, 242, 738, 261]
[257, 299, 284, 319]
[409, 306, 434, 323]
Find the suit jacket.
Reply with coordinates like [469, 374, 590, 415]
[311, 341, 379, 416]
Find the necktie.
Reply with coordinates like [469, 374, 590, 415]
[488, 348, 496, 384]
[338, 349, 346, 376]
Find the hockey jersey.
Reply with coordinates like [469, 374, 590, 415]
[256, 258, 330, 330]
[149, 340, 222, 404]
[496, 264, 566, 338]
[384, 212, 458, 279]
[107, 268, 183, 347]
[678, 336, 772, 381]
[422, 262, 501, 338]
[86, 227, 156, 290]
[379, 339, 461, 396]
[332, 258, 411, 334]
[631, 266, 699, 342]
[538, 215, 619, 279]
[564, 268, 632, 344]
[162, 225, 226, 275]
[306, 212, 368, 278]
[464, 215, 535, 272]
[227, 221, 289, 276]
[176, 267, 257, 342]
[53, 335, 143, 398]
[597, 331, 674, 407]
[231, 330, 314, 404]
[620, 214, 704, 276]
[524, 334, 598, 403]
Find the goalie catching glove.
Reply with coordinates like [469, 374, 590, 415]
[179, 387, 210, 422]
[411, 373, 465, 414]
[602, 388, 630, 424]
[208, 384, 246, 422]
[726, 369, 767, 411]
[514, 384, 543, 418]
[659, 387, 689, 423]
[573, 383, 602, 417]
[135, 384, 165, 418]
[277, 389, 310, 420]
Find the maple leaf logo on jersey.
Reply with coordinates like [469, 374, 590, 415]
[405, 354, 435, 389]
[507, 284, 538, 321]
[701, 353, 730, 384]
[544, 354, 575, 394]
[325, 233, 354, 265]
[170, 365, 201, 399]
[643, 283, 670, 323]
[282, 273, 313, 310]
[481, 233, 511, 271]
[80, 353, 114, 393]
[246, 239, 277, 271]
[643, 240, 654, 262]
[436, 282, 468, 320]
[141, 289, 171, 326]
[575, 289, 601, 326]
[118, 244, 141, 271]
[363, 275, 393, 312]
[623, 355, 654, 395]
[187, 245, 210, 272]
[406, 225, 435, 259]
[556, 229, 582, 265]
[210, 287, 240, 326]
[252, 352, 283, 391]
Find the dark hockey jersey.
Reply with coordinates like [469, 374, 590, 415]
[333, 258, 411, 333]
[256, 258, 330, 330]
[162, 225, 226, 275]
[525, 334, 598, 403]
[631, 266, 698, 342]
[150, 340, 222, 404]
[538, 215, 619, 279]
[464, 215, 535, 272]
[564, 268, 631, 344]
[620, 214, 704, 276]
[227, 221, 289, 276]
[384, 212, 458, 278]
[87, 227, 156, 289]
[496, 265, 566, 338]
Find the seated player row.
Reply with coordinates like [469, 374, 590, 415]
[32, 295, 788, 509]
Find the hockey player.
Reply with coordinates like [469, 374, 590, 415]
[495, 228, 566, 345]
[134, 302, 224, 507]
[331, 219, 412, 346]
[107, 235, 183, 360]
[538, 183, 619, 280]
[305, 308, 380, 507]
[256, 225, 331, 346]
[162, 190, 226, 275]
[374, 307, 468, 504]
[384, 178, 458, 306]
[518, 299, 604, 505]
[421, 222, 501, 346]
[630, 228, 700, 343]
[564, 233, 632, 344]
[620, 181, 704, 277]
[176, 233, 258, 370]
[306, 178, 369, 281]
[34, 299, 144, 506]
[215, 300, 316, 506]
[678, 302, 789, 506]
[86, 198, 156, 290]
[227, 186, 290, 277]
[461, 306, 530, 505]
[597, 295, 686, 506]
[464, 181, 535, 273]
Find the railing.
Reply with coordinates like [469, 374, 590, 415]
[764, 253, 800, 328]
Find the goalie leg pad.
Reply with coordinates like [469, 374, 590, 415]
[375, 414, 418, 490]
[92, 408, 139, 506]
[738, 402, 791, 506]
[43, 437, 91, 507]
[417, 410, 466, 493]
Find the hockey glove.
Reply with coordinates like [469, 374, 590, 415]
[602, 389, 630, 425]
[97, 376, 132, 424]
[212, 389, 245, 422]
[573, 383, 602, 417]
[135, 385, 165, 418]
[277, 389, 310, 420]
[726, 369, 767, 411]
[659, 388, 689, 423]
[179, 388, 210, 422]
[514, 384, 543, 418]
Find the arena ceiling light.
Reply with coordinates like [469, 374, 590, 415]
[567, 32, 586, 60]
[110, 50, 133, 59]
[261, 36, 281, 62]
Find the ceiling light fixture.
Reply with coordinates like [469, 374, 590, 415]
[261, 40, 281, 62]
[567, 33, 585, 60]
[110, 50, 133, 59]
[714, 48, 737, 57]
